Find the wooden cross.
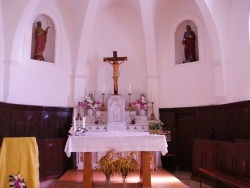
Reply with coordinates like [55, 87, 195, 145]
[103, 51, 127, 62]
[104, 51, 127, 95]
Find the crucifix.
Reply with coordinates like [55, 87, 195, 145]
[104, 51, 127, 95]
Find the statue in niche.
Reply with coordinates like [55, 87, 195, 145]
[34, 21, 50, 61]
[182, 25, 196, 63]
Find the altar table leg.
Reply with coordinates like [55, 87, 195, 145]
[140, 151, 151, 187]
[83, 152, 92, 188]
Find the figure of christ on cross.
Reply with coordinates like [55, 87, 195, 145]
[104, 51, 127, 95]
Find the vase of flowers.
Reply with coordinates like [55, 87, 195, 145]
[148, 120, 164, 134]
[132, 94, 149, 116]
[139, 109, 146, 116]
[115, 151, 138, 188]
[95, 150, 117, 188]
[77, 94, 100, 116]
[95, 150, 138, 188]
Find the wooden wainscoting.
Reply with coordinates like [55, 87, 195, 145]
[0, 102, 74, 181]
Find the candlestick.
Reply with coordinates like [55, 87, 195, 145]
[149, 102, 156, 120]
[100, 93, 106, 111]
[76, 106, 82, 120]
[128, 93, 134, 111]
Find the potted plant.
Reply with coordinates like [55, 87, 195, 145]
[148, 120, 164, 134]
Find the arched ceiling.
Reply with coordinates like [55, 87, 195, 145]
[61, 0, 175, 23]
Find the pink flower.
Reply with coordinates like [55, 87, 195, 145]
[77, 94, 100, 109]
[132, 94, 149, 110]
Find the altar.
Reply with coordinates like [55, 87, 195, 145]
[64, 131, 168, 188]
[67, 59, 167, 186]
[72, 95, 157, 170]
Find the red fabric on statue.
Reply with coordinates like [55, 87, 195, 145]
[34, 21, 50, 61]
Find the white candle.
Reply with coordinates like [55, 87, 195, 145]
[102, 83, 105, 94]
[129, 83, 131, 94]
[151, 93, 154, 102]
[82, 117, 85, 128]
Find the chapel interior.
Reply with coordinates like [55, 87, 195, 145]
[1, 0, 250, 188]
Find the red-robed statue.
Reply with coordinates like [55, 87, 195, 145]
[34, 21, 50, 61]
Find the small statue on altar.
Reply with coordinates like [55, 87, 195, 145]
[131, 117, 136, 124]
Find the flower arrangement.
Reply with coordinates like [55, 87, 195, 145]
[115, 151, 138, 179]
[132, 94, 149, 110]
[95, 150, 138, 188]
[9, 173, 27, 188]
[68, 127, 88, 136]
[148, 120, 164, 130]
[77, 94, 100, 109]
[148, 120, 164, 134]
[95, 150, 118, 188]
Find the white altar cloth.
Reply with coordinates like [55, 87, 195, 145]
[64, 131, 168, 157]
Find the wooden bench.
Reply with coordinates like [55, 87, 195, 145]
[199, 168, 250, 188]
[192, 139, 250, 188]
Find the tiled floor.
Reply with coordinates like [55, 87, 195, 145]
[40, 168, 212, 188]
[171, 170, 212, 188]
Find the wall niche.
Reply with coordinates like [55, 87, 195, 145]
[31, 14, 55, 63]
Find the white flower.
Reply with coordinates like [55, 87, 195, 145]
[132, 94, 149, 110]
[77, 94, 100, 109]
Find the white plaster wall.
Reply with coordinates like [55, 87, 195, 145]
[225, 0, 250, 102]
[0, 0, 250, 109]
[87, 3, 147, 105]
[157, 0, 215, 107]
[1, 0, 73, 107]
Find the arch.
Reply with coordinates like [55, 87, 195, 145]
[22, 5, 61, 64]
[31, 14, 55, 62]
[176, 20, 199, 64]
[194, 0, 222, 62]
[168, 12, 205, 66]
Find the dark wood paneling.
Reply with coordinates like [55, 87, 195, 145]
[159, 112, 175, 153]
[192, 139, 250, 185]
[0, 102, 74, 181]
[176, 113, 197, 170]
[192, 139, 217, 178]
[160, 100, 250, 171]
[0, 102, 72, 142]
